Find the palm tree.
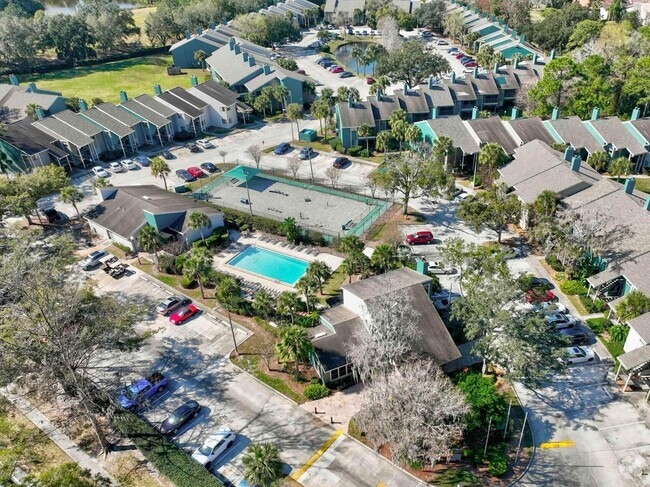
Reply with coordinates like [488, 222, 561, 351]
[317, 29, 331, 44]
[277, 291, 300, 325]
[271, 85, 289, 113]
[137, 225, 163, 270]
[253, 290, 276, 320]
[183, 247, 211, 298]
[92, 178, 110, 190]
[350, 45, 363, 75]
[216, 276, 241, 354]
[150, 157, 171, 190]
[25, 103, 41, 120]
[369, 75, 390, 95]
[286, 103, 303, 141]
[587, 151, 610, 173]
[242, 442, 283, 487]
[370, 243, 398, 274]
[375, 131, 392, 160]
[433, 136, 454, 172]
[296, 274, 317, 313]
[275, 325, 314, 381]
[306, 260, 330, 294]
[389, 109, 408, 151]
[404, 124, 421, 152]
[365, 44, 380, 75]
[320, 87, 334, 107]
[194, 49, 207, 69]
[339, 234, 364, 255]
[342, 257, 356, 284]
[608, 157, 634, 181]
[357, 123, 371, 154]
[59, 185, 84, 220]
[312, 98, 331, 138]
[188, 211, 210, 245]
[478, 143, 506, 185]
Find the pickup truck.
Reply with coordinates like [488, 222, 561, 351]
[117, 372, 168, 410]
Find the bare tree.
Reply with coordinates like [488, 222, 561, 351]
[325, 166, 342, 188]
[364, 173, 379, 199]
[288, 157, 302, 179]
[377, 16, 403, 54]
[515, 77, 537, 113]
[357, 359, 468, 467]
[219, 150, 227, 164]
[246, 144, 263, 169]
[347, 289, 421, 383]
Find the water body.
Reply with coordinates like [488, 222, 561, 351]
[335, 42, 384, 76]
[41, 0, 142, 14]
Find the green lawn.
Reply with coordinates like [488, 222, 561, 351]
[18, 55, 212, 104]
[634, 178, 650, 194]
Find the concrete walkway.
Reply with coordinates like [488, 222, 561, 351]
[300, 383, 365, 433]
[1, 388, 116, 483]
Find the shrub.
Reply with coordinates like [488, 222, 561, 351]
[305, 230, 326, 246]
[517, 274, 534, 292]
[114, 412, 224, 487]
[545, 253, 565, 272]
[158, 254, 181, 275]
[304, 384, 330, 400]
[359, 149, 370, 157]
[328, 137, 342, 150]
[318, 44, 330, 53]
[486, 449, 508, 477]
[586, 317, 611, 334]
[180, 275, 195, 288]
[560, 280, 588, 295]
[580, 294, 607, 313]
[455, 371, 506, 431]
[610, 324, 629, 342]
[347, 145, 363, 156]
[112, 242, 131, 254]
[310, 377, 321, 385]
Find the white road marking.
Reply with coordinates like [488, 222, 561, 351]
[598, 421, 646, 430]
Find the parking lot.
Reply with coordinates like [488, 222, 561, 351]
[85, 257, 423, 487]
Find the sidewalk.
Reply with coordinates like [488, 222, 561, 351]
[1, 388, 115, 483]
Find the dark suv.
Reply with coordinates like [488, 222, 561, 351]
[333, 157, 350, 168]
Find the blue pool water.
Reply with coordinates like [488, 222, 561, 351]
[226, 246, 309, 285]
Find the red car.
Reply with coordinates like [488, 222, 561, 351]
[406, 230, 434, 245]
[455, 53, 466, 59]
[169, 304, 199, 325]
[366, 77, 375, 84]
[187, 167, 206, 178]
[330, 66, 344, 73]
[525, 289, 556, 304]
[297, 69, 306, 75]
[464, 62, 478, 68]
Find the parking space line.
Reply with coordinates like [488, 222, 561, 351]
[573, 382, 609, 390]
[290, 430, 343, 481]
[598, 421, 646, 430]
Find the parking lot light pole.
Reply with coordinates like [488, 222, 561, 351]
[243, 168, 253, 217]
[308, 146, 314, 183]
[226, 307, 239, 355]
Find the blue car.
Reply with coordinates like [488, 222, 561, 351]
[460, 57, 473, 64]
[299, 147, 314, 160]
[447, 47, 459, 53]
[175, 169, 196, 182]
[274, 142, 291, 155]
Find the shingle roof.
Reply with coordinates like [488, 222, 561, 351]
[336, 100, 375, 128]
[193, 80, 242, 107]
[618, 342, 650, 371]
[95, 102, 141, 127]
[586, 117, 647, 156]
[206, 47, 266, 85]
[157, 91, 203, 118]
[628, 118, 650, 144]
[3, 118, 66, 157]
[369, 94, 399, 121]
[134, 94, 176, 119]
[343, 267, 432, 301]
[53, 109, 104, 137]
[445, 78, 477, 101]
[81, 108, 133, 138]
[543, 116, 603, 154]
[324, 0, 365, 14]
[466, 116, 518, 154]
[505, 116, 556, 145]
[169, 87, 208, 110]
[0, 84, 63, 123]
[120, 99, 170, 128]
[34, 117, 93, 148]
[629, 314, 650, 343]
[394, 89, 429, 114]
[421, 85, 455, 107]
[469, 73, 500, 95]
[420, 116, 480, 154]
[88, 185, 216, 240]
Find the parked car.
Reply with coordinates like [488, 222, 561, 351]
[117, 372, 168, 410]
[308, 41, 321, 48]
[558, 329, 589, 346]
[274, 142, 291, 155]
[200, 162, 219, 173]
[330, 66, 344, 74]
[455, 53, 467, 59]
[565, 346, 595, 365]
[431, 293, 461, 312]
[322, 61, 336, 68]
[187, 167, 207, 178]
[176, 169, 196, 182]
[92, 166, 110, 178]
[191, 426, 236, 469]
[452, 192, 470, 204]
[160, 400, 201, 435]
[156, 296, 191, 315]
[333, 157, 350, 168]
[109, 161, 124, 172]
[299, 147, 314, 160]
[160, 150, 173, 160]
[186, 143, 201, 153]
[429, 261, 457, 275]
[421, 30, 433, 38]
[546, 312, 577, 330]
[366, 77, 375, 84]
[297, 69, 306, 75]
[338, 71, 353, 78]
[437, 39, 448, 45]
[464, 62, 478, 68]
[197, 139, 213, 149]
[42, 207, 64, 224]
[135, 156, 152, 166]
[316, 57, 329, 64]
[121, 159, 138, 170]
[80, 250, 108, 270]
[406, 230, 434, 245]
[526, 289, 557, 304]
[530, 277, 553, 289]
[447, 47, 459, 53]
[534, 301, 568, 314]
[169, 304, 199, 325]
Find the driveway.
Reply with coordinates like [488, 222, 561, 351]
[87, 262, 423, 487]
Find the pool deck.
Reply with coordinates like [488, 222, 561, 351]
[213, 233, 343, 294]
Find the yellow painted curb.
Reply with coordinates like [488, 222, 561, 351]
[539, 440, 574, 449]
[290, 430, 344, 481]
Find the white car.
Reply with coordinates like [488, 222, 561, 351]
[437, 39, 449, 45]
[196, 139, 214, 149]
[534, 301, 568, 315]
[92, 166, 109, 178]
[453, 192, 470, 204]
[546, 312, 577, 330]
[109, 161, 124, 172]
[121, 159, 138, 170]
[191, 426, 236, 470]
[566, 346, 595, 365]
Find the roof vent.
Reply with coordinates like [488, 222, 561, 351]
[314, 332, 327, 339]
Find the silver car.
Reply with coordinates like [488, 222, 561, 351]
[156, 296, 191, 315]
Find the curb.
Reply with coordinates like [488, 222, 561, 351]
[507, 385, 536, 486]
[228, 355, 300, 407]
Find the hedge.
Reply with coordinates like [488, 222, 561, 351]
[114, 412, 224, 487]
[559, 280, 588, 295]
[545, 253, 565, 272]
[304, 384, 330, 400]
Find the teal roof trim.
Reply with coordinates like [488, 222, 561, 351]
[623, 122, 649, 147]
[542, 120, 564, 144]
[583, 121, 607, 145]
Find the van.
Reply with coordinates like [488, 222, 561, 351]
[80, 250, 109, 270]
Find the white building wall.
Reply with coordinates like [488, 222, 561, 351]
[186, 87, 238, 129]
[87, 221, 136, 250]
[624, 327, 647, 353]
[341, 289, 368, 316]
[180, 212, 225, 247]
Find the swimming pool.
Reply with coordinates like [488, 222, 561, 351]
[226, 246, 309, 285]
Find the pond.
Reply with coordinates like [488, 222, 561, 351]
[335, 42, 384, 76]
[41, 0, 142, 14]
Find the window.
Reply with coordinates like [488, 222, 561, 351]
[220, 106, 226, 112]
[329, 363, 354, 381]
